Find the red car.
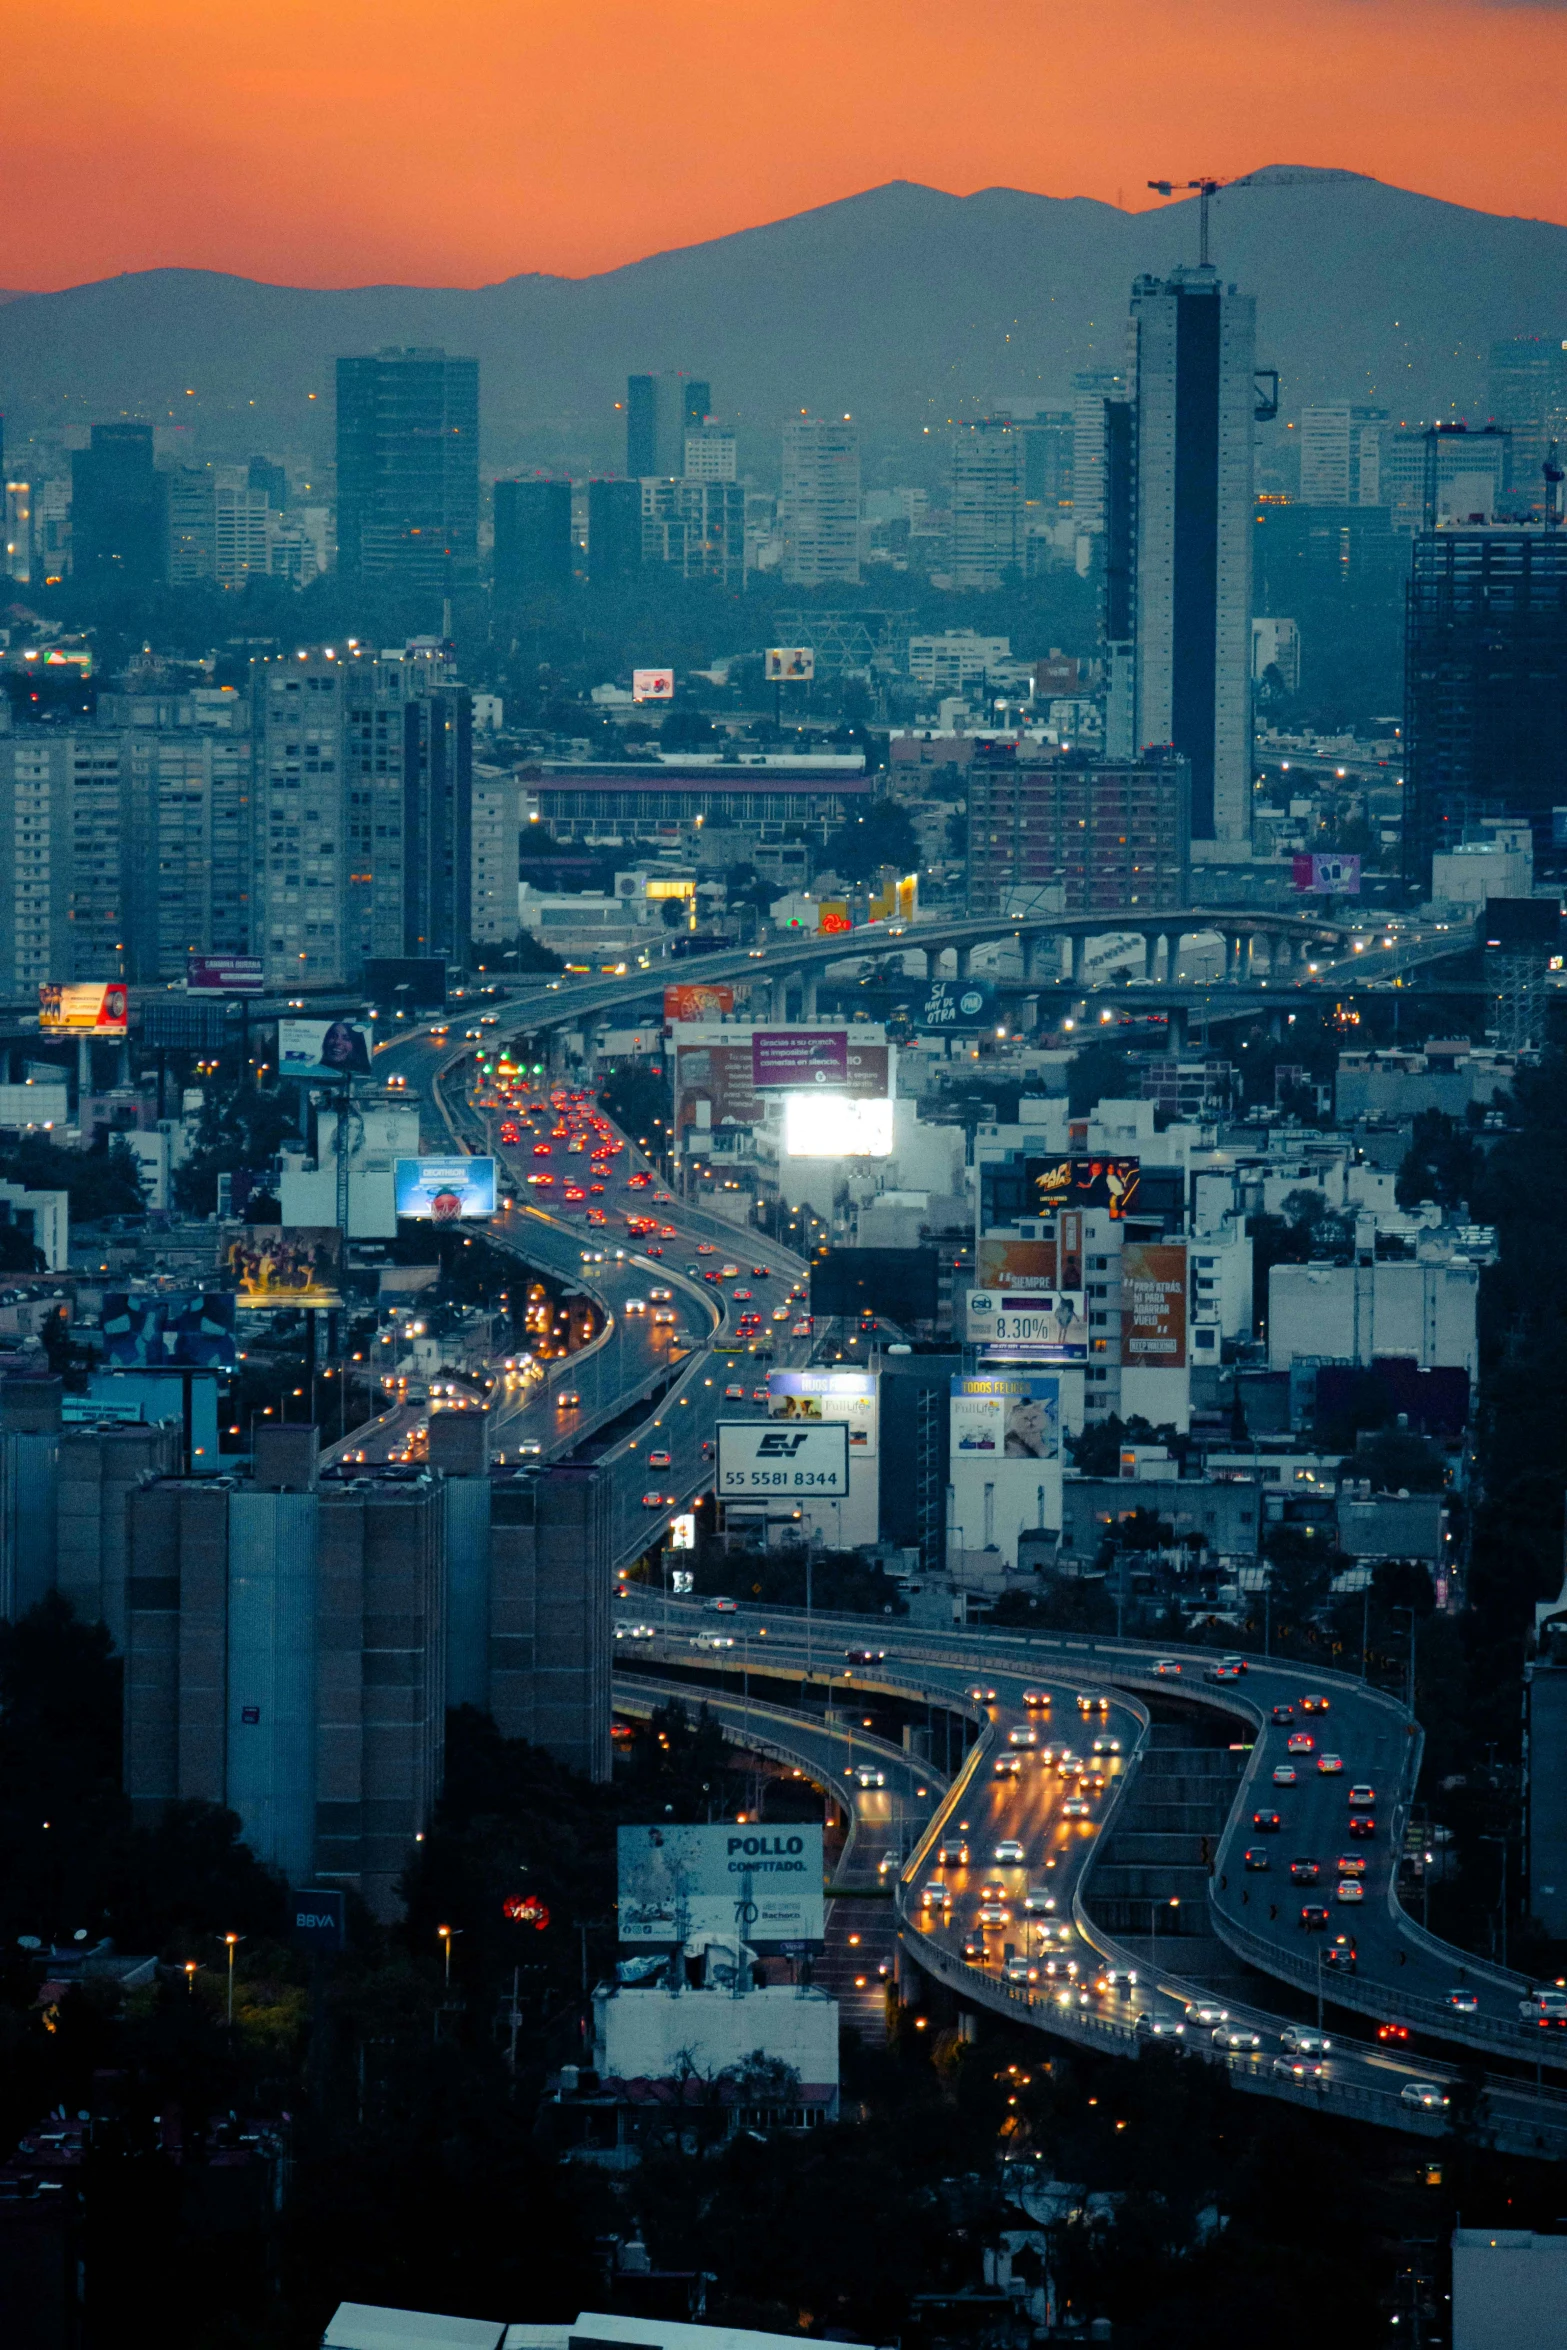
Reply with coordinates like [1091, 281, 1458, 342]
[1377, 2020, 1411, 2045]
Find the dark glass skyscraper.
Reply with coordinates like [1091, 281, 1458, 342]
[625, 373, 710, 477]
[335, 347, 479, 589]
[71, 423, 162, 583]
[493, 479, 572, 596]
[587, 478, 643, 583]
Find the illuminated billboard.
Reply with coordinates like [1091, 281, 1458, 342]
[975, 1234, 1057, 1289]
[767, 1366, 878, 1454]
[1293, 852, 1360, 895]
[39, 982, 128, 1034]
[818, 901, 852, 934]
[1121, 1241, 1187, 1367]
[752, 1029, 848, 1088]
[394, 1156, 497, 1221]
[674, 1031, 888, 1135]
[782, 1093, 893, 1158]
[764, 647, 815, 681]
[187, 953, 265, 996]
[225, 1225, 343, 1309]
[102, 1292, 238, 1368]
[965, 1289, 1086, 1359]
[949, 1373, 1060, 1460]
[618, 1822, 824, 1944]
[718, 1419, 850, 1497]
[278, 1019, 373, 1079]
[632, 667, 674, 701]
[1025, 1156, 1140, 1218]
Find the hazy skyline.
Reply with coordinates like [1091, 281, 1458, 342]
[5, 0, 1567, 292]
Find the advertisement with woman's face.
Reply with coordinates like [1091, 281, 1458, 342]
[278, 1018, 374, 1079]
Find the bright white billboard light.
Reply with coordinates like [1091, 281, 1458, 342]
[782, 1093, 893, 1158]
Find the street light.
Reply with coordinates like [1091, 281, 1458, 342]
[223, 1932, 243, 2026]
[1150, 1896, 1178, 1950]
[437, 1923, 461, 1989]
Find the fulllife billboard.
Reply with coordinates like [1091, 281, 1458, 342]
[39, 982, 128, 1034]
[918, 978, 996, 1031]
[752, 1029, 848, 1088]
[1293, 852, 1361, 894]
[664, 982, 734, 1022]
[278, 1018, 373, 1079]
[224, 1225, 343, 1308]
[965, 1288, 1087, 1358]
[394, 1156, 497, 1221]
[767, 1366, 877, 1454]
[674, 1030, 888, 1135]
[764, 647, 815, 681]
[1121, 1241, 1188, 1368]
[1025, 1157, 1140, 1219]
[618, 1822, 824, 1944]
[718, 1418, 850, 1498]
[186, 953, 265, 996]
[102, 1292, 238, 1368]
[632, 667, 674, 701]
[950, 1373, 1060, 1460]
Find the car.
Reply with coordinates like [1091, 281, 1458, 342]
[751, 1266, 770, 1279]
[1289, 1858, 1321, 1884]
[650, 1287, 673, 1302]
[527, 1172, 554, 1187]
[1336, 1879, 1364, 1905]
[970, 1686, 998, 1702]
[1522, 1996, 1567, 2027]
[1135, 2014, 1186, 2039]
[647, 1450, 672, 1469]
[978, 1879, 1008, 1903]
[1061, 1798, 1092, 1819]
[974, 1904, 1010, 1927]
[558, 1391, 581, 1408]
[704, 1596, 738, 1613]
[1286, 1732, 1316, 1755]
[1091, 1735, 1121, 1756]
[1272, 2056, 1327, 2083]
[772, 1306, 789, 1321]
[1185, 2002, 1229, 2026]
[1207, 1660, 1245, 1682]
[1272, 1765, 1298, 1787]
[1003, 1959, 1039, 1986]
[614, 1622, 656, 1641]
[1316, 1753, 1344, 1776]
[1335, 1854, 1367, 1878]
[1300, 1904, 1331, 1931]
[1301, 1694, 1330, 1715]
[1022, 1891, 1057, 1915]
[1076, 1692, 1110, 1712]
[517, 1439, 542, 1458]
[696, 1243, 715, 1256]
[1252, 1810, 1282, 1832]
[563, 1185, 587, 1203]
[720, 1264, 741, 1279]
[994, 1840, 1026, 1863]
[1099, 1967, 1138, 1993]
[1446, 1987, 1479, 2014]
[1023, 1688, 1053, 1709]
[936, 1841, 970, 1867]
[732, 1288, 753, 1302]
[994, 1757, 1021, 1779]
[1323, 1934, 1357, 1972]
[1377, 2020, 1411, 2044]
[854, 1765, 886, 1789]
[1401, 2081, 1450, 2111]
[1346, 1813, 1376, 1839]
[1280, 2027, 1332, 2056]
[961, 1937, 985, 1961]
[920, 1883, 952, 1911]
[532, 1143, 553, 1158]
[652, 1309, 677, 1325]
[723, 1384, 745, 1400]
[1152, 1658, 1183, 1677]
[1244, 1847, 1272, 1871]
[791, 1319, 812, 1337]
[846, 1646, 887, 1665]
[624, 1297, 647, 1316]
[1270, 1704, 1296, 1725]
[1347, 1784, 1376, 1810]
[1007, 1727, 1038, 1749]
[691, 1632, 734, 1650]
[641, 1491, 671, 1508]
[1213, 2026, 1261, 2051]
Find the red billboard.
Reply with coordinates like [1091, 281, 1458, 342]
[665, 982, 735, 1023]
[1121, 1241, 1188, 1367]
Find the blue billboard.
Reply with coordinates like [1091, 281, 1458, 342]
[394, 1156, 497, 1222]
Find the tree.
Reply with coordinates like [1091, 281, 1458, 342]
[1397, 1108, 1483, 1211]
[822, 799, 918, 882]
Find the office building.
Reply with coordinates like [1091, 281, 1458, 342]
[1383, 426, 1507, 533]
[626, 373, 710, 479]
[1298, 404, 1388, 506]
[471, 765, 530, 943]
[779, 419, 860, 586]
[335, 347, 479, 588]
[1266, 1257, 1479, 1376]
[247, 455, 289, 510]
[1071, 370, 1129, 538]
[907, 631, 1010, 694]
[640, 477, 746, 586]
[1488, 336, 1567, 500]
[587, 478, 642, 584]
[1403, 527, 1567, 887]
[71, 424, 161, 583]
[683, 426, 736, 482]
[525, 755, 871, 848]
[493, 479, 572, 597]
[1251, 615, 1300, 694]
[949, 419, 1025, 589]
[964, 745, 1191, 916]
[1123, 268, 1260, 856]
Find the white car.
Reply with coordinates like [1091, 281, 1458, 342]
[1212, 2026, 1261, 2051]
[1007, 1726, 1038, 1749]
[993, 1840, 1026, 1863]
[1280, 2027, 1331, 2056]
[1401, 2081, 1450, 2111]
[691, 1633, 734, 1651]
[624, 1297, 647, 1315]
[1022, 1891, 1058, 1916]
[855, 1765, 886, 1789]
[1185, 2002, 1228, 2026]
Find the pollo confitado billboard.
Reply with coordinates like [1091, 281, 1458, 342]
[716, 1419, 849, 1496]
[618, 1822, 825, 1943]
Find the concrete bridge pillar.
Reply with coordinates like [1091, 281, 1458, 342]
[1165, 1003, 1188, 1054]
[1272, 933, 1292, 978]
[1060, 933, 1075, 983]
[1268, 1008, 1285, 1042]
[953, 943, 972, 981]
[799, 969, 819, 1020]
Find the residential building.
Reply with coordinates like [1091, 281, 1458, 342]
[71, 424, 161, 583]
[1266, 1258, 1479, 1377]
[907, 632, 1010, 694]
[121, 715, 252, 983]
[1298, 404, 1388, 505]
[640, 477, 746, 586]
[779, 419, 860, 586]
[684, 426, 737, 481]
[964, 745, 1191, 916]
[471, 765, 528, 944]
[587, 478, 642, 583]
[626, 373, 709, 478]
[0, 732, 127, 993]
[493, 479, 572, 598]
[266, 505, 330, 587]
[335, 347, 479, 588]
[950, 419, 1025, 589]
[1071, 370, 1129, 538]
[1251, 615, 1300, 693]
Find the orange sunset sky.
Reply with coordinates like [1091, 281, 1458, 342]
[6, 0, 1567, 290]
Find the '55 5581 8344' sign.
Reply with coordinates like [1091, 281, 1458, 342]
[716, 1420, 849, 1495]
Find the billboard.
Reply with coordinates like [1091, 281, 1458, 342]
[1121, 1241, 1188, 1367]
[187, 953, 265, 996]
[767, 1366, 877, 1454]
[664, 982, 734, 1022]
[975, 1234, 1057, 1289]
[394, 1156, 497, 1221]
[918, 978, 996, 1031]
[783, 1093, 893, 1157]
[818, 901, 853, 934]
[224, 1225, 343, 1308]
[1293, 852, 1361, 895]
[950, 1373, 1060, 1460]
[809, 1246, 938, 1325]
[752, 1029, 848, 1088]
[618, 1821, 825, 1944]
[718, 1419, 850, 1498]
[278, 1018, 373, 1079]
[765, 647, 815, 682]
[632, 667, 674, 701]
[101, 1292, 238, 1369]
[1025, 1156, 1140, 1219]
[674, 1031, 888, 1134]
[965, 1288, 1086, 1358]
[39, 982, 127, 1034]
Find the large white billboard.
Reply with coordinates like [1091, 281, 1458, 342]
[966, 1289, 1087, 1359]
[783, 1093, 893, 1158]
[618, 1822, 825, 1943]
[717, 1419, 849, 1497]
[767, 1366, 878, 1456]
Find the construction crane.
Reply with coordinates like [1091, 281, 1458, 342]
[1145, 168, 1362, 270]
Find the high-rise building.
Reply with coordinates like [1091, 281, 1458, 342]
[1488, 337, 1567, 500]
[0, 734, 127, 993]
[779, 418, 860, 587]
[4, 480, 31, 583]
[639, 477, 746, 586]
[626, 374, 710, 478]
[71, 424, 161, 583]
[683, 426, 737, 482]
[1403, 526, 1567, 888]
[949, 419, 1025, 589]
[493, 479, 573, 597]
[1071, 370, 1129, 537]
[335, 348, 479, 588]
[964, 744, 1191, 917]
[1299, 404, 1389, 506]
[587, 478, 643, 584]
[1120, 268, 1261, 854]
[247, 455, 290, 510]
[1382, 426, 1508, 534]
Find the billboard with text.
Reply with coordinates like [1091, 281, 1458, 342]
[950, 1373, 1060, 1460]
[718, 1418, 850, 1498]
[618, 1821, 824, 1943]
[664, 982, 734, 1023]
[752, 1029, 848, 1088]
[1025, 1156, 1140, 1219]
[394, 1157, 497, 1221]
[1121, 1241, 1187, 1367]
[40, 982, 127, 1034]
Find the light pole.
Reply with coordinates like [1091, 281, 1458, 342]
[1150, 1896, 1178, 1955]
[223, 1932, 243, 2026]
[1481, 1833, 1509, 1970]
[437, 1923, 461, 1989]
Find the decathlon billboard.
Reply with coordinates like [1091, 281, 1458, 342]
[618, 1822, 824, 1944]
[393, 1157, 497, 1221]
[716, 1419, 849, 1497]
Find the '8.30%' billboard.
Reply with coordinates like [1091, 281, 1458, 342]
[618, 1822, 824, 1944]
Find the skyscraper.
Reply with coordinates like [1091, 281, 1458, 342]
[587, 478, 643, 583]
[1119, 268, 1263, 854]
[1298, 404, 1388, 506]
[1488, 337, 1567, 499]
[71, 423, 161, 583]
[780, 418, 860, 587]
[949, 419, 1025, 589]
[493, 479, 573, 597]
[335, 348, 479, 588]
[626, 373, 710, 478]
